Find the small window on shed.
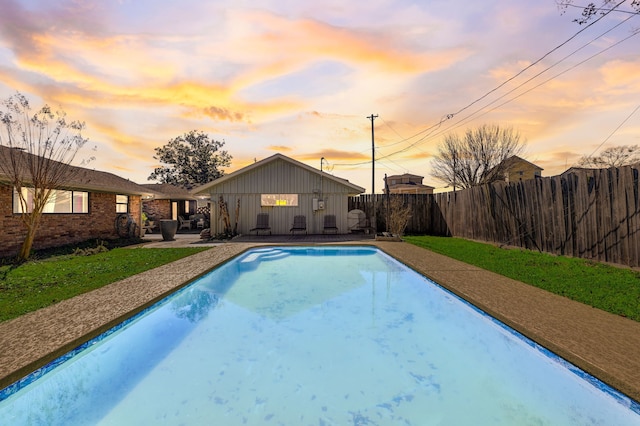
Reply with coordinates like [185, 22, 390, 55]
[261, 194, 299, 206]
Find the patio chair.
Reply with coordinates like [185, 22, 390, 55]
[250, 213, 271, 235]
[322, 214, 338, 234]
[290, 215, 307, 234]
[192, 213, 205, 229]
[178, 216, 191, 230]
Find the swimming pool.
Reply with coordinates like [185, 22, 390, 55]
[0, 246, 638, 425]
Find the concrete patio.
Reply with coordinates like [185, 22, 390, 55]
[1, 235, 639, 406]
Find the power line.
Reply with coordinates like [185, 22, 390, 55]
[422, 19, 640, 143]
[449, 0, 626, 119]
[585, 102, 640, 158]
[332, 1, 634, 171]
[447, 26, 640, 132]
[414, 4, 634, 144]
[363, 7, 638, 164]
[557, 0, 640, 18]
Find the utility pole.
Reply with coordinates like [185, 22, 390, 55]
[367, 114, 378, 233]
[367, 114, 378, 195]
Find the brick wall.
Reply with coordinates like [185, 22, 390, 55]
[0, 184, 143, 259]
[142, 199, 171, 221]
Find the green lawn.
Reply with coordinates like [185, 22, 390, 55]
[404, 235, 640, 322]
[0, 246, 208, 322]
[2, 236, 639, 324]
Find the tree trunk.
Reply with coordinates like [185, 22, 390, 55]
[17, 211, 43, 262]
[18, 222, 37, 262]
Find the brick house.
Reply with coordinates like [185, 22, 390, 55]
[140, 183, 211, 231]
[0, 146, 156, 258]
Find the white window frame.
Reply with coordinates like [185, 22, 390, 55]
[13, 187, 89, 214]
[116, 194, 129, 213]
[260, 194, 299, 207]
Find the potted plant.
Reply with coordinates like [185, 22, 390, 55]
[160, 219, 178, 241]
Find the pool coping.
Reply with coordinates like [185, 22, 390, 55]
[1, 240, 639, 404]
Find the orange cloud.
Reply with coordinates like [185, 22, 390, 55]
[404, 151, 433, 160]
[86, 122, 158, 162]
[296, 149, 370, 162]
[599, 59, 640, 91]
[229, 10, 469, 88]
[267, 145, 292, 152]
[203, 106, 244, 122]
[7, 25, 303, 124]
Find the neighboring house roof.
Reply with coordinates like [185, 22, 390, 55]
[140, 183, 198, 200]
[561, 167, 595, 176]
[387, 173, 425, 180]
[192, 153, 365, 195]
[486, 155, 543, 182]
[502, 155, 544, 171]
[561, 163, 640, 176]
[0, 145, 156, 196]
[388, 183, 434, 192]
[384, 172, 434, 193]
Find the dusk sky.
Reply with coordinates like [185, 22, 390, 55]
[1, 0, 638, 192]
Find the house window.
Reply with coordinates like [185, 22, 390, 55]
[74, 191, 89, 212]
[116, 194, 129, 213]
[261, 194, 299, 206]
[13, 188, 89, 214]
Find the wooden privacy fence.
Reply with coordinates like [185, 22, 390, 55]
[349, 166, 640, 267]
[349, 193, 450, 235]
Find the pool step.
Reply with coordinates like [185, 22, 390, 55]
[238, 249, 289, 270]
[260, 250, 289, 261]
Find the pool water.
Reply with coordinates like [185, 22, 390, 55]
[1, 246, 639, 425]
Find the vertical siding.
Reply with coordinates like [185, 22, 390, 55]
[349, 165, 640, 267]
[208, 159, 357, 235]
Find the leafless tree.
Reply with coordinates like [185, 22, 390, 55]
[576, 144, 640, 167]
[0, 92, 88, 261]
[556, 0, 640, 25]
[430, 124, 525, 190]
[387, 195, 412, 237]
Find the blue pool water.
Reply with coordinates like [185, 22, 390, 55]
[1, 246, 639, 425]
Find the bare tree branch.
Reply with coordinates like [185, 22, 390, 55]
[430, 124, 526, 190]
[0, 92, 88, 261]
[577, 144, 640, 167]
[557, 0, 639, 24]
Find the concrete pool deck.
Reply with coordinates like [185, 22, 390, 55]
[1, 236, 639, 405]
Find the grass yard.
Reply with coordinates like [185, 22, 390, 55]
[1, 236, 639, 324]
[404, 235, 640, 322]
[0, 246, 208, 322]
